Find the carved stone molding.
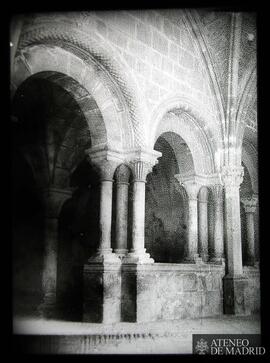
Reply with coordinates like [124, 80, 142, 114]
[86, 146, 125, 181]
[174, 174, 201, 200]
[220, 166, 244, 189]
[198, 187, 209, 203]
[115, 164, 131, 184]
[127, 148, 161, 182]
[130, 160, 153, 182]
[183, 182, 201, 201]
[241, 194, 258, 213]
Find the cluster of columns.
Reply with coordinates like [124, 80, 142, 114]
[38, 150, 258, 318]
[86, 148, 160, 265]
[174, 176, 225, 264]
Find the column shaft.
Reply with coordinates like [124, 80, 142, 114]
[131, 181, 145, 253]
[214, 201, 224, 258]
[198, 200, 208, 261]
[42, 217, 58, 308]
[186, 198, 199, 261]
[211, 185, 224, 263]
[115, 181, 129, 254]
[99, 180, 113, 252]
[224, 185, 243, 275]
[246, 212, 255, 265]
[39, 188, 72, 316]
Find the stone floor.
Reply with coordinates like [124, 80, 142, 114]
[13, 315, 261, 354]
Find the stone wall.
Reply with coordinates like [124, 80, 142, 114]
[21, 10, 219, 131]
[243, 266, 260, 314]
[121, 263, 225, 322]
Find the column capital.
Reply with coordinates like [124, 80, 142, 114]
[130, 160, 153, 182]
[198, 186, 209, 203]
[40, 187, 72, 218]
[220, 166, 244, 189]
[128, 148, 161, 182]
[174, 174, 201, 200]
[241, 194, 258, 213]
[86, 146, 125, 180]
[115, 164, 131, 184]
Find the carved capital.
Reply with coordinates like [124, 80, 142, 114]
[86, 146, 124, 181]
[174, 174, 201, 200]
[198, 187, 208, 203]
[115, 164, 131, 184]
[221, 166, 244, 189]
[92, 159, 119, 181]
[241, 194, 258, 214]
[130, 160, 153, 182]
[182, 182, 200, 201]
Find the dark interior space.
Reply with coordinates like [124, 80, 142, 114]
[12, 72, 99, 320]
[145, 136, 187, 263]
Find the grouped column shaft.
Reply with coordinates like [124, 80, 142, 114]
[241, 195, 258, 266]
[87, 158, 120, 264]
[222, 166, 244, 276]
[183, 182, 201, 262]
[198, 187, 209, 262]
[114, 165, 130, 257]
[123, 160, 155, 264]
[211, 184, 224, 262]
[99, 178, 114, 253]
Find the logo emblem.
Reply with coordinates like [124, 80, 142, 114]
[195, 338, 209, 355]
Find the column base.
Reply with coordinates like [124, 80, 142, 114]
[209, 256, 225, 265]
[122, 249, 154, 264]
[37, 293, 57, 319]
[245, 258, 256, 267]
[184, 254, 201, 264]
[83, 263, 121, 323]
[114, 248, 128, 259]
[199, 253, 209, 263]
[88, 249, 121, 264]
[223, 274, 250, 315]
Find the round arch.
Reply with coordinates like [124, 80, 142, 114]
[15, 21, 149, 147]
[12, 44, 135, 150]
[149, 96, 217, 175]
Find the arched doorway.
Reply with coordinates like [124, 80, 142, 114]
[11, 72, 100, 319]
[145, 132, 196, 263]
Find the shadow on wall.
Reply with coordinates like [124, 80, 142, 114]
[12, 148, 44, 317]
[56, 159, 101, 321]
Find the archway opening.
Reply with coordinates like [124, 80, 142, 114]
[145, 132, 195, 263]
[11, 72, 101, 319]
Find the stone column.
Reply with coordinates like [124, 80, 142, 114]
[83, 152, 122, 323]
[114, 165, 130, 258]
[221, 166, 249, 314]
[210, 184, 224, 264]
[198, 187, 209, 262]
[123, 160, 154, 264]
[181, 181, 201, 263]
[241, 194, 258, 266]
[38, 188, 72, 317]
[87, 159, 120, 264]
